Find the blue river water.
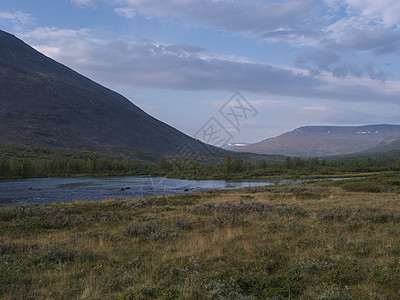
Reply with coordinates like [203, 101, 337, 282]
[0, 176, 312, 206]
[0, 176, 304, 206]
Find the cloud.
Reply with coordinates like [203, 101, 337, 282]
[292, 101, 400, 125]
[69, 0, 400, 83]
[22, 27, 90, 40]
[328, 28, 400, 55]
[76, 40, 321, 95]
[71, 1, 400, 50]
[343, 0, 400, 26]
[293, 105, 374, 124]
[19, 27, 400, 105]
[114, 7, 136, 19]
[71, 0, 95, 7]
[312, 1, 400, 80]
[296, 26, 400, 81]
[79, 0, 323, 45]
[296, 47, 365, 79]
[128, 0, 319, 30]
[364, 61, 387, 81]
[0, 11, 33, 26]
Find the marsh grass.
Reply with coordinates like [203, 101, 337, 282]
[1, 177, 400, 299]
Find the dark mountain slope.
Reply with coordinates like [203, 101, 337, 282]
[234, 125, 400, 157]
[0, 30, 215, 159]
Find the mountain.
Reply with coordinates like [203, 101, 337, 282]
[366, 135, 400, 152]
[326, 135, 400, 161]
[0, 30, 220, 159]
[233, 125, 400, 157]
[348, 135, 400, 158]
[221, 143, 250, 151]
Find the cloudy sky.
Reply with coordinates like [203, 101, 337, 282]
[1, 0, 400, 143]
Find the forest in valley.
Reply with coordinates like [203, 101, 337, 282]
[1, 144, 399, 179]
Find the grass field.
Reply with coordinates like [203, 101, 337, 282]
[1, 176, 400, 299]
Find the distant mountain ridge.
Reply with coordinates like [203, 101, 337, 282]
[234, 125, 400, 157]
[0, 30, 220, 159]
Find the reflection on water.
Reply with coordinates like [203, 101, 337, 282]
[0, 176, 299, 206]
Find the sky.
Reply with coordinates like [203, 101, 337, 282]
[1, 0, 400, 144]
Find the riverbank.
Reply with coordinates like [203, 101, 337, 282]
[1, 174, 385, 207]
[1, 170, 392, 181]
[0, 176, 285, 207]
[1, 175, 400, 299]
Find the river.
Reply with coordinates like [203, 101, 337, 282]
[0, 176, 308, 206]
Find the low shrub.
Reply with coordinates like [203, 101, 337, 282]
[190, 201, 309, 218]
[318, 207, 400, 224]
[123, 220, 178, 241]
[342, 182, 397, 193]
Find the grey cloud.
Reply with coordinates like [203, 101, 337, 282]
[292, 106, 375, 124]
[296, 48, 340, 73]
[339, 28, 400, 55]
[296, 47, 364, 78]
[25, 32, 399, 104]
[77, 41, 323, 95]
[296, 27, 400, 81]
[118, 0, 400, 83]
[122, 0, 323, 42]
[332, 62, 363, 78]
[118, 0, 400, 55]
[71, 1, 400, 83]
[364, 61, 387, 81]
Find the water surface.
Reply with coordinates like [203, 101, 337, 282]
[0, 176, 301, 206]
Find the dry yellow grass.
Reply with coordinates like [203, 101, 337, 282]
[1, 177, 400, 299]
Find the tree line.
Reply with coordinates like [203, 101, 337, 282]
[158, 156, 400, 179]
[1, 154, 400, 179]
[0, 156, 151, 177]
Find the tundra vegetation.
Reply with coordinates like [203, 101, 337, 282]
[1, 175, 400, 299]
